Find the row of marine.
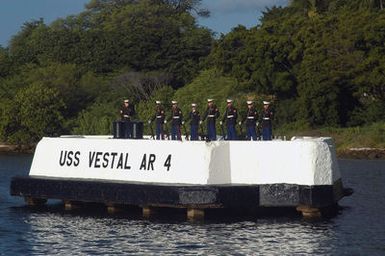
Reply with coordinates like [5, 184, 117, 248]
[119, 99, 274, 141]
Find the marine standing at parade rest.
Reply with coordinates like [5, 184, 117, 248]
[149, 101, 166, 140]
[260, 101, 274, 141]
[240, 101, 258, 141]
[220, 99, 238, 140]
[189, 103, 200, 141]
[169, 101, 183, 141]
[202, 99, 220, 141]
[120, 99, 135, 121]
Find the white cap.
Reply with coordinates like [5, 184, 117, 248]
[155, 100, 161, 104]
[247, 100, 253, 105]
[226, 99, 233, 103]
[124, 99, 129, 103]
[191, 103, 197, 107]
[171, 100, 178, 104]
[263, 101, 270, 105]
[207, 99, 214, 102]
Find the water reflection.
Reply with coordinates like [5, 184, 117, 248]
[21, 210, 337, 255]
[2, 155, 385, 255]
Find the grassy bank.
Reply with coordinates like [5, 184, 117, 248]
[275, 122, 385, 159]
[0, 144, 35, 154]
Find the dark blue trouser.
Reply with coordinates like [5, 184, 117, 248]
[262, 126, 272, 141]
[156, 123, 164, 140]
[171, 125, 181, 140]
[207, 122, 216, 141]
[246, 126, 257, 141]
[226, 124, 237, 140]
[190, 125, 199, 141]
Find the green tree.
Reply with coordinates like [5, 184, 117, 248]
[7, 0, 213, 85]
[8, 19, 48, 66]
[0, 47, 11, 78]
[0, 84, 65, 144]
[73, 102, 117, 135]
[102, 0, 212, 86]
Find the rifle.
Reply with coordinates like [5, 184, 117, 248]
[148, 121, 155, 139]
[199, 123, 206, 141]
[182, 123, 189, 141]
[238, 122, 245, 140]
[163, 122, 170, 140]
[256, 121, 261, 141]
[220, 122, 226, 141]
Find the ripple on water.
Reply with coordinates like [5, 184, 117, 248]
[1, 156, 385, 255]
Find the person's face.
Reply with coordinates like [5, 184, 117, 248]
[124, 102, 129, 106]
[263, 104, 269, 110]
[248, 104, 252, 109]
[172, 104, 177, 109]
[208, 102, 213, 107]
[192, 106, 196, 112]
[227, 102, 232, 107]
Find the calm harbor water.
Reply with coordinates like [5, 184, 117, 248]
[1, 154, 385, 255]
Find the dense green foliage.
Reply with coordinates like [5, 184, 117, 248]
[0, 0, 384, 145]
[275, 121, 385, 153]
[208, 4, 385, 128]
[0, 84, 65, 143]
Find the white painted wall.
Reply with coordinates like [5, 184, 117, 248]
[29, 137, 340, 186]
[227, 139, 340, 185]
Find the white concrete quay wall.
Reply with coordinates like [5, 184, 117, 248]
[29, 137, 341, 186]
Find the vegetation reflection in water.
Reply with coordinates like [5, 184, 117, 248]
[22, 212, 335, 255]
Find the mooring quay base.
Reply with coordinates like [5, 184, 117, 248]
[11, 176, 348, 219]
[10, 136, 353, 219]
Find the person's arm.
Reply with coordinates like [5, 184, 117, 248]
[179, 109, 183, 124]
[215, 108, 220, 119]
[119, 106, 123, 119]
[234, 108, 238, 121]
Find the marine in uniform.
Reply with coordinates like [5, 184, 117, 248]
[241, 101, 258, 141]
[202, 99, 220, 141]
[260, 101, 273, 141]
[221, 99, 238, 140]
[120, 99, 135, 121]
[169, 101, 183, 141]
[149, 101, 166, 140]
[189, 103, 200, 141]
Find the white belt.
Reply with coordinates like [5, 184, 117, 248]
[173, 116, 180, 119]
[156, 116, 163, 118]
[208, 115, 215, 117]
[123, 115, 129, 118]
[263, 117, 270, 120]
[247, 117, 255, 119]
[227, 115, 234, 118]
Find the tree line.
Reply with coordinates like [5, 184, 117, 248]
[0, 0, 384, 144]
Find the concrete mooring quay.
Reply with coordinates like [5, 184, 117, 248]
[10, 136, 353, 219]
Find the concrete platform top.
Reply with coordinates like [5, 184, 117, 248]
[29, 137, 340, 186]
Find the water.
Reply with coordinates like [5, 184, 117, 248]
[1, 154, 385, 255]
